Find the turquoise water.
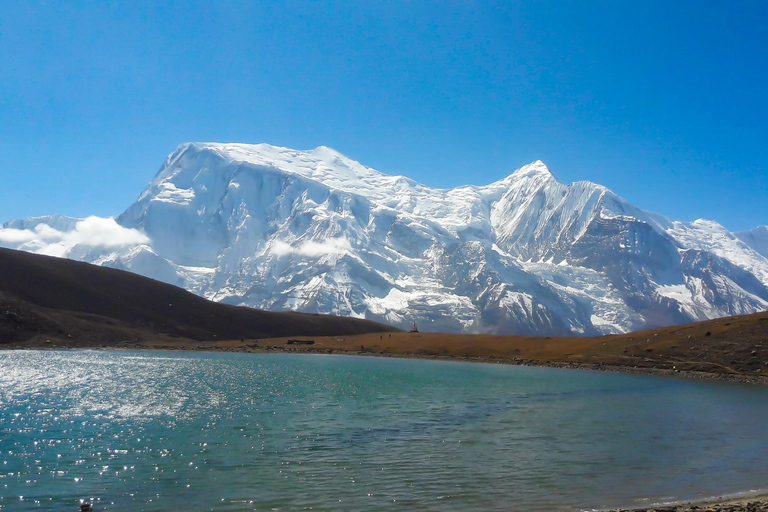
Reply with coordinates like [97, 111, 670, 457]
[2, 351, 768, 511]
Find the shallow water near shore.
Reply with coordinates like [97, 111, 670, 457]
[2, 350, 768, 511]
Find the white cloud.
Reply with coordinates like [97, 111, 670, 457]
[0, 227, 38, 244]
[270, 238, 352, 257]
[0, 216, 150, 258]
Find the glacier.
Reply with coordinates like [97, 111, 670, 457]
[2, 142, 768, 335]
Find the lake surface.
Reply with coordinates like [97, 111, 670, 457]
[1, 350, 768, 511]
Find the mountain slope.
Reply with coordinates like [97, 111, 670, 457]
[2, 142, 767, 335]
[737, 225, 768, 259]
[0, 247, 397, 345]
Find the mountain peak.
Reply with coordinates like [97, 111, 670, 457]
[311, 145, 344, 156]
[509, 160, 557, 181]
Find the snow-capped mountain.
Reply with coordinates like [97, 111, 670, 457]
[3, 142, 768, 335]
[737, 226, 768, 259]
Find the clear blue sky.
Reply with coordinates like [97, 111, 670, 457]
[1, 1, 766, 231]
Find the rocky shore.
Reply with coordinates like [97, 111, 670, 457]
[614, 494, 768, 511]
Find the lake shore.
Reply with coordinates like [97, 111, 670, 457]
[612, 491, 768, 511]
[5, 308, 766, 382]
[4, 333, 768, 386]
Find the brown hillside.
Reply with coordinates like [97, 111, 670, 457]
[0, 247, 398, 345]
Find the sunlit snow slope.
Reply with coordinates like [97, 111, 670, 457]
[3, 142, 768, 335]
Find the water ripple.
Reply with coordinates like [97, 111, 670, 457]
[1, 350, 768, 511]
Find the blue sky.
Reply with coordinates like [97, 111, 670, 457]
[1, 1, 766, 231]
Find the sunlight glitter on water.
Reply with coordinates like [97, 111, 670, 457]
[2, 350, 768, 511]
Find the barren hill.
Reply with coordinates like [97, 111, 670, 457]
[0, 247, 398, 346]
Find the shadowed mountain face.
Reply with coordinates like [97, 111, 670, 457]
[2, 143, 768, 335]
[737, 225, 768, 259]
[0, 247, 397, 345]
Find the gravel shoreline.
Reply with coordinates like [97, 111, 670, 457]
[611, 492, 768, 511]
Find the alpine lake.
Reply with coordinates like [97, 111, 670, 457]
[2, 350, 768, 511]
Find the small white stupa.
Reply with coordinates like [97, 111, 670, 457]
[409, 320, 419, 333]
